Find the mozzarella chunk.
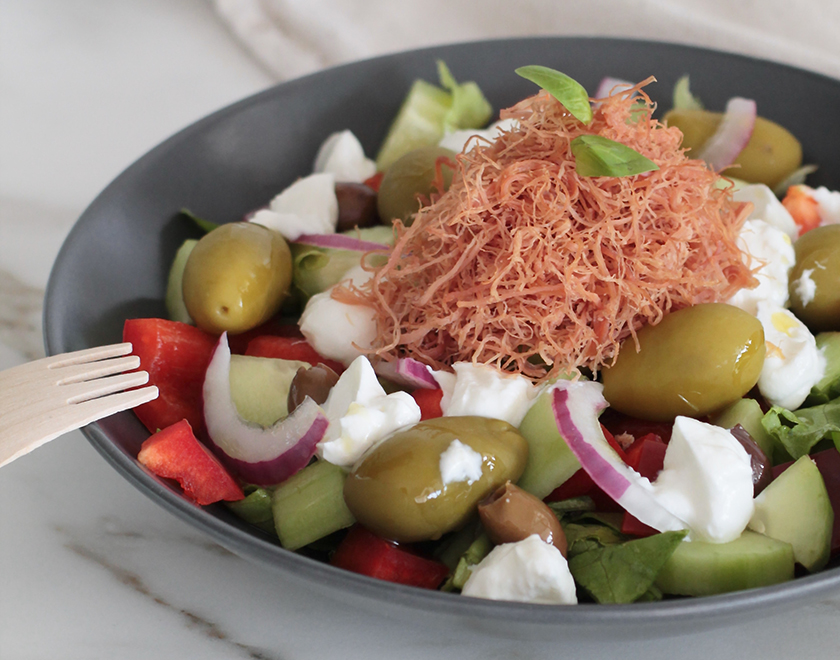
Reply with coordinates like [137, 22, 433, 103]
[732, 184, 798, 239]
[313, 130, 376, 183]
[438, 119, 518, 153]
[755, 301, 825, 410]
[249, 172, 338, 240]
[652, 416, 754, 543]
[439, 439, 483, 486]
[317, 356, 420, 467]
[299, 265, 377, 365]
[809, 186, 840, 225]
[461, 534, 577, 604]
[432, 361, 541, 427]
[726, 219, 795, 315]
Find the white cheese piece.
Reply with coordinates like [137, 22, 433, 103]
[461, 534, 577, 605]
[298, 265, 377, 365]
[793, 268, 818, 307]
[755, 301, 826, 410]
[317, 356, 420, 467]
[732, 184, 798, 239]
[651, 416, 754, 544]
[439, 439, 483, 486]
[313, 130, 376, 183]
[726, 219, 795, 315]
[249, 172, 338, 241]
[437, 119, 518, 154]
[432, 361, 541, 427]
[810, 186, 840, 225]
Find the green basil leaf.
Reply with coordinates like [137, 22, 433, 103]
[571, 135, 660, 177]
[568, 530, 687, 604]
[515, 65, 593, 125]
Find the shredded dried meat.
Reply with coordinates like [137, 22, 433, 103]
[337, 80, 756, 381]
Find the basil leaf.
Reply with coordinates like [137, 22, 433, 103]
[515, 65, 593, 125]
[762, 399, 840, 459]
[571, 135, 660, 177]
[568, 530, 687, 604]
[180, 207, 218, 233]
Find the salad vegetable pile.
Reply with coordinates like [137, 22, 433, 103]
[126, 62, 840, 605]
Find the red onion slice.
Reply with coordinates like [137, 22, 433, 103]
[294, 233, 390, 252]
[594, 77, 634, 99]
[549, 381, 686, 533]
[203, 333, 329, 486]
[374, 357, 439, 390]
[695, 97, 756, 171]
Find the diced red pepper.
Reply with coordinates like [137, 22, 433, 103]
[411, 388, 443, 420]
[123, 318, 217, 434]
[226, 318, 303, 355]
[330, 525, 450, 589]
[774, 449, 840, 556]
[137, 419, 244, 505]
[599, 409, 673, 443]
[245, 335, 345, 374]
[363, 171, 384, 192]
[782, 185, 821, 234]
[621, 435, 668, 537]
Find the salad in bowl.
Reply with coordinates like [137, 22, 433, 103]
[55, 49, 840, 612]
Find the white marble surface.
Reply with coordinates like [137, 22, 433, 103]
[2, 1, 840, 658]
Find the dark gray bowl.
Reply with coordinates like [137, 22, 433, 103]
[44, 37, 840, 640]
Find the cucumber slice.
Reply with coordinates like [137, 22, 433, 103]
[655, 531, 794, 596]
[229, 354, 309, 427]
[165, 239, 198, 324]
[272, 460, 355, 551]
[375, 80, 452, 171]
[516, 388, 581, 499]
[749, 455, 834, 572]
[711, 398, 777, 462]
[806, 332, 840, 405]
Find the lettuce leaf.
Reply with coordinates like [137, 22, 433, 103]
[762, 398, 840, 459]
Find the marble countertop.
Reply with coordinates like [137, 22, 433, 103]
[2, 1, 840, 658]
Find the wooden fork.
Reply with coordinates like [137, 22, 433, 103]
[0, 343, 158, 468]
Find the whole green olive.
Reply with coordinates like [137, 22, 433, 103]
[182, 222, 292, 334]
[788, 225, 840, 332]
[376, 146, 456, 225]
[663, 109, 802, 189]
[343, 416, 529, 543]
[601, 303, 766, 422]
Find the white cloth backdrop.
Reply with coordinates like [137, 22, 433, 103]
[215, 0, 840, 82]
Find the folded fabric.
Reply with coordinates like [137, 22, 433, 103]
[215, 0, 840, 82]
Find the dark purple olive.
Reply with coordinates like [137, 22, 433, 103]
[287, 365, 340, 413]
[729, 424, 772, 495]
[335, 183, 379, 231]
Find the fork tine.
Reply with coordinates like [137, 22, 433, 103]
[62, 370, 151, 405]
[53, 355, 142, 385]
[46, 342, 135, 369]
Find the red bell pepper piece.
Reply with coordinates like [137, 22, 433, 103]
[123, 318, 217, 434]
[621, 434, 668, 537]
[226, 318, 303, 355]
[599, 409, 673, 443]
[138, 419, 244, 505]
[363, 171, 384, 192]
[331, 525, 450, 589]
[411, 388, 443, 420]
[245, 335, 345, 374]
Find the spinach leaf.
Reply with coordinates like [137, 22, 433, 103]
[515, 65, 593, 125]
[571, 135, 660, 177]
[568, 530, 687, 604]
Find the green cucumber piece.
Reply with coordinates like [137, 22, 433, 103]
[749, 455, 833, 572]
[375, 80, 452, 171]
[516, 388, 581, 499]
[165, 239, 198, 324]
[655, 531, 794, 596]
[229, 355, 309, 427]
[271, 460, 355, 551]
[806, 332, 840, 405]
[226, 486, 276, 534]
[711, 398, 778, 463]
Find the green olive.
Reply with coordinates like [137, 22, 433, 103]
[376, 146, 455, 225]
[182, 222, 292, 334]
[343, 416, 529, 542]
[601, 303, 766, 422]
[663, 109, 802, 189]
[788, 225, 840, 332]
